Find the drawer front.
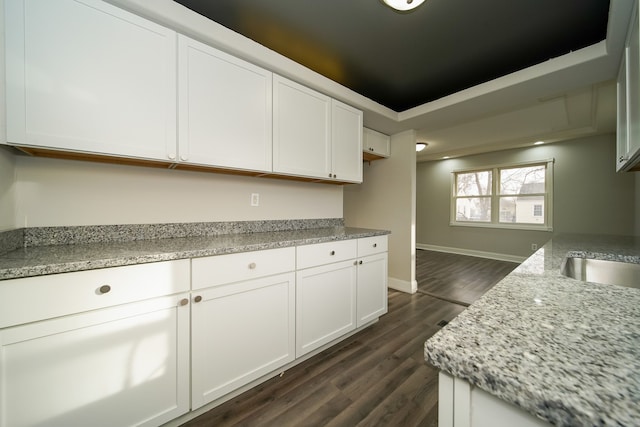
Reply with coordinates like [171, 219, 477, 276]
[296, 239, 357, 270]
[357, 235, 388, 257]
[191, 247, 295, 290]
[0, 259, 190, 329]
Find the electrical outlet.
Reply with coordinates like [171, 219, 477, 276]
[531, 243, 538, 251]
[251, 193, 259, 206]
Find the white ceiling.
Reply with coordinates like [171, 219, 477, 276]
[414, 81, 616, 161]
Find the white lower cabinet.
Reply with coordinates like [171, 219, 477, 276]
[356, 235, 389, 327]
[295, 259, 358, 357]
[190, 272, 296, 409]
[438, 372, 551, 427]
[0, 237, 388, 425]
[190, 247, 296, 410]
[0, 294, 191, 427]
[356, 251, 388, 327]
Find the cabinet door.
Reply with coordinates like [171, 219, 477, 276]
[626, 4, 640, 165]
[331, 100, 363, 183]
[5, 0, 177, 161]
[178, 35, 272, 171]
[356, 252, 388, 327]
[296, 260, 357, 357]
[363, 127, 390, 158]
[273, 75, 332, 179]
[0, 294, 190, 427]
[617, 52, 629, 171]
[191, 273, 295, 409]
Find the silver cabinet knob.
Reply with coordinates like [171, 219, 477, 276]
[194, 295, 202, 303]
[248, 262, 257, 269]
[179, 298, 189, 306]
[98, 285, 111, 294]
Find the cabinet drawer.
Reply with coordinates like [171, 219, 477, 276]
[296, 239, 357, 270]
[0, 259, 190, 329]
[191, 247, 295, 290]
[358, 235, 388, 257]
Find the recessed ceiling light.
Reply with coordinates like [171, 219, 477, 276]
[381, 0, 426, 12]
[416, 142, 427, 152]
[442, 156, 450, 159]
[534, 141, 545, 145]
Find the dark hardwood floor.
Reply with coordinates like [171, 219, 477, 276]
[180, 250, 519, 427]
[416, 250, 520, 306]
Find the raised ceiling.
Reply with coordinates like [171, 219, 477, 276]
[174, 0, 610, 112]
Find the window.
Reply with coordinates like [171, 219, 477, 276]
[451, 160, 553, 230]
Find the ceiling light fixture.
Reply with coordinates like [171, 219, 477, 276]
[416, 142, 427, 152]
[381, 0, 426, 13]
[534, 141, 545, 145]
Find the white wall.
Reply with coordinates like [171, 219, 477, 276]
[344, 130, 417, 293]
[416, 134, 637, 259]
[13, 155, 343, 227]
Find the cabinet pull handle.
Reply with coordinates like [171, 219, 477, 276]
[373, 243, 377, 248]
[354, 260, 358, 265]
[179, 298, 189, 306]
[359, 260, 363, 265]
[248, 262, 257, 269]
[330, 250, 335, 256]
[98, 285, 111, 294]
[194, 295, 202, 303]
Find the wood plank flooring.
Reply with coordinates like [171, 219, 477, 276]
[180, 250, 519, 427]
[416, 250, 520, 306]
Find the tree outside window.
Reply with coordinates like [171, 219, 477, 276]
[451, 161, 552, 230]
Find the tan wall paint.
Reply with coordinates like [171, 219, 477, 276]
[13, 156, 343, 227]
[416, 134, 637, 259]
[344, 130, 417, 293]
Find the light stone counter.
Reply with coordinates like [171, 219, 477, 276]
[425, 234, 640, 426]
[0, 219, 389, 280]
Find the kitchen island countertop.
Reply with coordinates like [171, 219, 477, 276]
[0, 225, 389, 281]
[425, 234, 640, 426]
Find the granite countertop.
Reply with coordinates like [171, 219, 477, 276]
[0, 222, 389, 281]
[425, 234, 640, 426]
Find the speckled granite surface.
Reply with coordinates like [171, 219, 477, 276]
[425, 234, 640, 427]
[0, 220, 389, 280]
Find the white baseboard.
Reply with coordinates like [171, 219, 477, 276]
[388, 277, 417, 294]
[416, 243, 526, 264]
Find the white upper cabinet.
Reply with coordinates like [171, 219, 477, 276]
[273, 75, 332, 179]
[363, 127, 390, 159]
[273, 75, 362, 183]
[177, 35, 273, 172]
[331, 100, 363, 182]
[617, 0, 640, 172]
[5, 0, 177, 161]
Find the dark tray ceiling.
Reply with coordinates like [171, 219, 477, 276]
[174, 0, 610, 112]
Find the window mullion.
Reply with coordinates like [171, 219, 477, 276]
[492, 167, 500, 224]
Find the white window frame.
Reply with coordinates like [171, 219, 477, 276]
[450, 159, 554, 231]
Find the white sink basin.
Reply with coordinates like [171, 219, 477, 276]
[561, 257, 640, 289]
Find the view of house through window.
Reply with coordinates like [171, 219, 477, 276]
[452, 160, 553, 230]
